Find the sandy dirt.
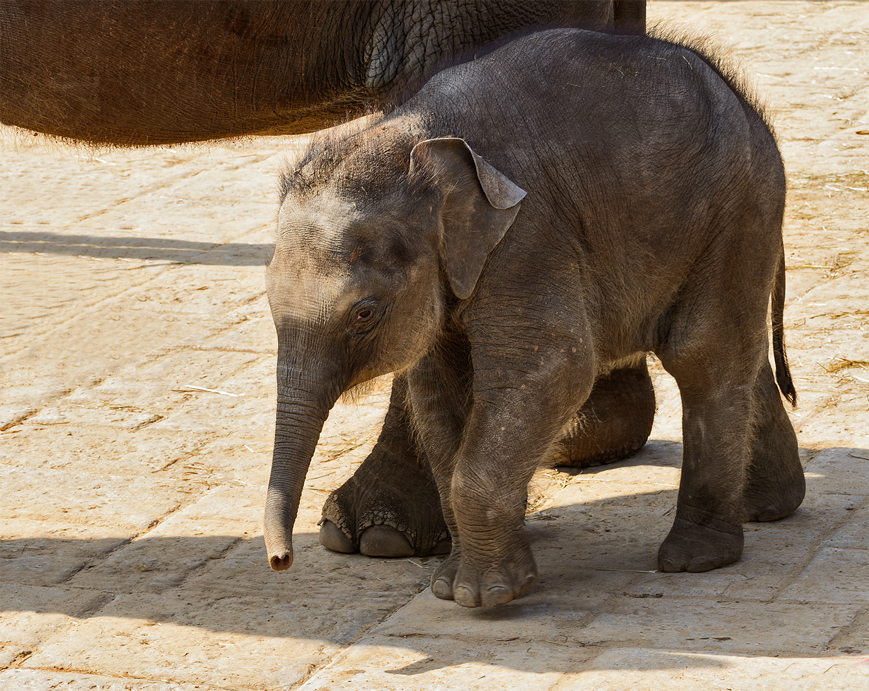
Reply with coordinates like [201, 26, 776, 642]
[1, 2, 868, 689]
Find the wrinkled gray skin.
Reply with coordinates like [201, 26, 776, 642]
[0, 0, 648, 562]
[0, 0, 643, 144]
[266, 28, 805, 607]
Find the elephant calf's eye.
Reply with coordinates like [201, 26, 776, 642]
[350, 299, 380, 334]
[350, 303, 380, 335]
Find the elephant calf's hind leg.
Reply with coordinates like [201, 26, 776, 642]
[743, 362, 804, 522]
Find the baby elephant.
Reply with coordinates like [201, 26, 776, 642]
[264, 28, 805, 608]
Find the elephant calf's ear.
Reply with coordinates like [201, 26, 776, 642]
[410, 137, 526, 299]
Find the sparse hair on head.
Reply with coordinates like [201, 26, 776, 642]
[277, 111, 435, 207]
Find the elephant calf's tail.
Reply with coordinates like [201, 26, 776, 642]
[772, 246, 797, 406]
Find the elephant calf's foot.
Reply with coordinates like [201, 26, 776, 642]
[743, 481, 804, 523]
[431, 552, 462, 601]
[658, 507, 743, 573]
[431, 546, 537, 608]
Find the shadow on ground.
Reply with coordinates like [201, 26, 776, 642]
[2, 445, 866, 675]
[0, 230, 272, 266]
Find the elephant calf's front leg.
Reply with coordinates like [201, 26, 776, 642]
[428, 430, 543, 608]
[445, 452, 541, 608]
[421, 351, 590, 608]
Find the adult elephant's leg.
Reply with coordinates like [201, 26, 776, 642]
[551, 358, 656, 467]
[613, 0, 647, 35]
[319, 373, 450, 557]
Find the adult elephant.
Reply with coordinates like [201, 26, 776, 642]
[0, 0, 650, 558]
[0, 0, 645, 144]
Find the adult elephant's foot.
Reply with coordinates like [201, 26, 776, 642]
[319, 374, 450, 557]
[658, 505, 744, 572]
[551, 358, 656, 467]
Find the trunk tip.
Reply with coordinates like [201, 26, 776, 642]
[269, 551, 293, 571]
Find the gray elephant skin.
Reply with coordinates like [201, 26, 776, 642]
[265, 27, 806, 608]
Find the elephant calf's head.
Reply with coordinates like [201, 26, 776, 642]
[263, 121, 525, 571]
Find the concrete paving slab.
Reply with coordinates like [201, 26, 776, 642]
[550, 648, 869, 691]
[622, 484, 867, 602]
[0, 669, 220, 691]
[576, 599, 856, 655]
[803, 447, 869, 497]
[297, 634, 594, 691]
[646, 365, 683, 443]
[183, 529, 432, 602]
[532, 450, 683, 576]
[529, 496, 673, 574]
[371, 592, 857, 657]
[27, 404, 163, 432]
[627, 501, 848, 601]
[66, 486, 260, 594]
[121, 267, 267, 317]
[825, 506, 869, 550]
[127, 348, 265, 395]
[0, 584, 109, 647]
[827, 608, 869, 656]
[19, 583, 424, 690]
[779, 547, 869, 604]
[66, 532, 245, 595]
[0, 647, 29, 671]
[372, 589, 625, 643]
[175, 437, 271, 487]
[149, 398, 275, 435]
[720, 502, 860, 601]
[0, 427, 204, 475]
[204, 314, 276, 354]
[0, 519, 129, 587]
[0, 466, 191, 532]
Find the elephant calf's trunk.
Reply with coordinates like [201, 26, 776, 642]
[264, 389, 331, 571]
[271, 554, 292, 571]
[265, 484, 297, 570]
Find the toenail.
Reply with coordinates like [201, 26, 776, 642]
[431, 578, 453, 600]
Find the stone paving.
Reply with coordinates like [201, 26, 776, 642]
[1, 2, 868, 689]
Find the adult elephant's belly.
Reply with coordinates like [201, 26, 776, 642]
[0, 0, 642, 145]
